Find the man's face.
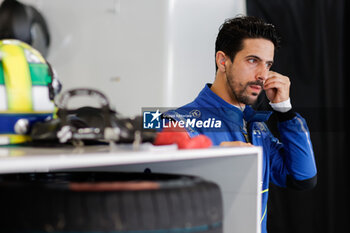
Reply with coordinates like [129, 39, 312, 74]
[225, 38, 274, 105]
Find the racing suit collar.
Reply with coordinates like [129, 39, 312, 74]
[197, 84, 272, 125]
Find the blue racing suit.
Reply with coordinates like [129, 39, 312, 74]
[165, 84, 317, 233]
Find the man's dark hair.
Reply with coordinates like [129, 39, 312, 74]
[215, 16, 280, 70]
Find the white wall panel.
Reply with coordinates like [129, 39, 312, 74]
[165, 0, 246, 107]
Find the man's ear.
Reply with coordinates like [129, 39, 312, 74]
[216, 51, 226, 72]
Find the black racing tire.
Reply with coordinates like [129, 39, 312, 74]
[0, 172, 223, 233]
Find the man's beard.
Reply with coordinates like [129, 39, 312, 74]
[226, 73, 263, 105]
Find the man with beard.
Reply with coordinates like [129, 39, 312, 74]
[164, 16, 317, 233]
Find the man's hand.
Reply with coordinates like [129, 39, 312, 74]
[264, 71, 290, 103]
[220, 141, 253, 147]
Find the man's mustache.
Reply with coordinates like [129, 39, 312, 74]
[246, 80, 264, 87]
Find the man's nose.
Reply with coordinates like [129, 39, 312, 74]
[256, 64, 269, 81]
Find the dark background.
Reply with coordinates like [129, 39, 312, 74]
[247, 0, 348, 232]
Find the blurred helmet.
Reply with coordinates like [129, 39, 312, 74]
[0, 39, 61, 145]
[0, 0, 51, 57]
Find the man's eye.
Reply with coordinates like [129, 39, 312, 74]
[248, 58, 256, 63]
